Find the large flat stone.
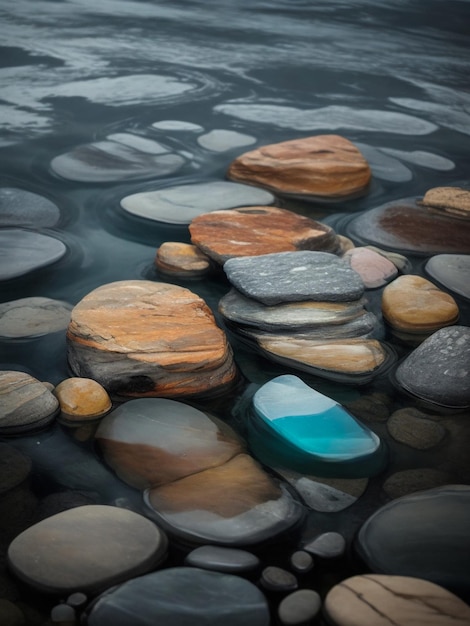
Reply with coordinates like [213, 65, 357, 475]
[0, 187, 60, 228]
[0, 229, 67, 281]
[425, 254, 470, 299]
[66, 280, 237, 398]
[227, 135, 371, 199]
[190, 207, 339, 264]
[0, 297, 72, 338]
[223, 251, 364, 305]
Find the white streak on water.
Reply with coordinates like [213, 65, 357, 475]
[379, 148, 454, 171]
[214, 103, 437, 135]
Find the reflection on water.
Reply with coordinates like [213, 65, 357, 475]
[1, 0, 470, 621]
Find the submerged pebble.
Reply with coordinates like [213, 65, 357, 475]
[0, 297, 72, 339]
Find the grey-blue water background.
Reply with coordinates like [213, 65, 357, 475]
[1, 0, 469, 619]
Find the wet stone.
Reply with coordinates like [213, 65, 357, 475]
[155, 242, 212, 277]
[344, 392, 392, 423]
[278, 589, 321, 626]
[302, 532, 346, 559]
[50, 138, 185, 183]
[364, 246, 412, 272]
[96, 398, 303, 545]
[0, 444, 32, 495]
[346, 197, 470, 255]
[343, 247, 397, 288]
[0, 297, 72, 339]
[219, 288, 368, 332]
[50, 603, 76, 625]
[65, 592, 88, 610]
[382, 468, 452, 500]
[387, 408, 447, 449]
[223, 251, 364, 306]
[227, 134, 371, 199]
[7, 505, 168, 594]
[324, 574, 470, 626]
[289, 551, 314, 574]
[33, 490, 99, 523]
[394, 325, 470, 410]
[420, 186, 470, 220]
[355, 485, 470, 596]
[54, 377, 112, 423]
[121, 181, 274, 225]
[0, 187, 60, 228]
[197, 129, 256, 152]
[260, 566, 298, 593]
[0, 371, 59, 435]
[66, 280, 237, 399]
[151, 119, 203, 131]
[382, 275, 459, 339]
[0, 229, 67, 281]
[425, 254, 470, 300]
[184, 545, 260, 574]
[276, 467, 368, 513]
[250, 375, 385, 478]
[190, 208, 340, 265]
[85, 567, 270, 626]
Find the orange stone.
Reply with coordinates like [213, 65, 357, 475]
[155, 242, 212, 277]
[66, 280, 238, 398]
[189, 206, 339, 264]
[382, 275, 459, 333]
[54, 377, 112, 421]
[227, 135, 371, 198]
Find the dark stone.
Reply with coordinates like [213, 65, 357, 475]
[278, 589, 321, 625]
[184, 546, 260, 574]
[302, 532, 346, 558]
[289, 551, 314, 574]
[260, 566, 298, 592]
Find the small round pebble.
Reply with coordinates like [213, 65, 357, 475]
[302, 532, 346, 558]
[51, 603, 76, 625]
[289, 551, 314, 574]
[54, 377, 112, 422]
[66, 592, 88, 609]
[278, 589, 321, 625]
[260, 566, 298, 592]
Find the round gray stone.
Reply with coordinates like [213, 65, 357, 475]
[278, 589, 321, 625]
[260, 566, 298, 592]
[425, 254, 470, 300]
[184, 545, 260, 574]
[303, 532, 346, 558]
[0, 187, 60, 228]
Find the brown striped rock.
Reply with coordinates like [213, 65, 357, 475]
[382, 275, 459, 336]
[155, 242, 212, 278]
[227, 135, 371, 199]
[324, 574, 470, 626]
[66, 280, 237, 398]
[420, 186, 470, 220]
[189, 206, 339, 264]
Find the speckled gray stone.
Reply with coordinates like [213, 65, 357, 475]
[395, 325, 470, 409]
[0, 187, 60, 228]
[224, 251, 364, 305]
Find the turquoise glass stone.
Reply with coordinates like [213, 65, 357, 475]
[249, 375, 386, 477]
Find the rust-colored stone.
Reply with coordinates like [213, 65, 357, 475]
[189, 206, 339, 264]
[155, 242, 212, 277]
[227, 135, 371, 198]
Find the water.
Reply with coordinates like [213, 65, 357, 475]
[1, 0, 470, 620]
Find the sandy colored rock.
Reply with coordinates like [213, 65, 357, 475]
[227, 135, 371, 198]
[0, 371, 59, 435]
[324, 574, 470, 626]
[189, 206, 339, 264]
[420, 186, 470, 220]
[54, 378, 112, 421]
[155, 242, 212, 277]
[382, 275, 459, 333]
[343, 247, 397, 288]
[66, 280, 237, 398]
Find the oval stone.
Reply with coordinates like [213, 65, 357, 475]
[302, 532, 346, 559]
[7, 505, 168, 594]
[324, 574, 470, 626]
[343, 247, 397, 289]
[382, 275, 459, 336]
[0, 187, 60, 228]
[260, 566, 298, 592]
[394, 325, 470, 409]
[0, 371, 59, 435]
[184, 546, 260, 574]
[155, 242, 212, 277]
[355, 485, 470, 596]
[66, 280, 237, 398]
[278, 589, 321, 625]
[190, 207, 340, 264]
[227, 134, 371, 199]
[54, 377, 112, 422]
[425, 254, 470, 300]
[85, 567, 270, 626]
[0, 297, 72, 339]
[121, 181, 274, 225]
[420, 186, 470, 220]
[0, 229, 67, 281]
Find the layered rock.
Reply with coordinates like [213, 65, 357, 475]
[66, 280, 238, 399]
[0, 371, 59, 435]
[220, 251, 394, 383]
[189, 207, 340, 264]
[95, 398, 303, 545]
[227, 135, 371, 199]
[382, 275, 459, 342]
[155, 242, 212, 278]
[419, 186, 470, 220]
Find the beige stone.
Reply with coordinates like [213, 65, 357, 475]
[420, 186, 470, 220]
[54, 377, 112, 421]
[227, 135, 371, 198]
[382, 275, 459, 332]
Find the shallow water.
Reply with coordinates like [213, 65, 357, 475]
[1, 0, 470, 621]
